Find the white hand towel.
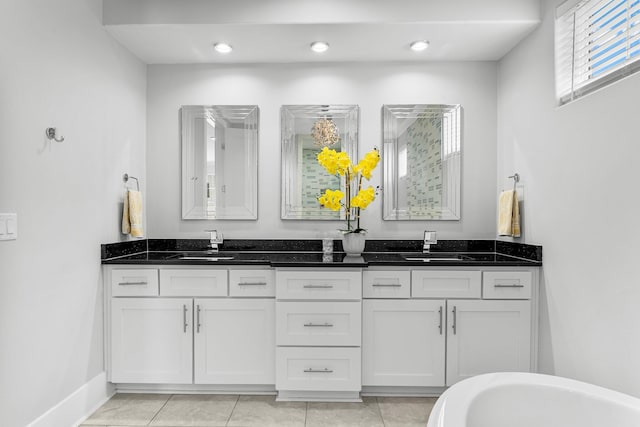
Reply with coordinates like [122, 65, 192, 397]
[122, 190, 144, 238]
[498, 190, 520, 237]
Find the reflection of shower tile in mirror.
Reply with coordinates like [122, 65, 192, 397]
[382, 104, 461, 221]
[281, 104, 359, 220]
[301, 145, 340, 211]
[406, 116, 442, 217]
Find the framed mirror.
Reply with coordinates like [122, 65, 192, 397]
[382, 104, 461, 220]
[181, 105, 258, 219]
[281, 105, 359, 220]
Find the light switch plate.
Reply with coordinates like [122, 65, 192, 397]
[0, 213, 17, 241]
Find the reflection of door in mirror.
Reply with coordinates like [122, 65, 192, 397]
[182, 106, 258, 220]
[383, 104, 461, 221]
[187, 115, 210, 216]
[281, 105, 359, 220]
[206, 124, 216, 214]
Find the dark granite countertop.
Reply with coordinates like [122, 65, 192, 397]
[102, 239, 542, 268]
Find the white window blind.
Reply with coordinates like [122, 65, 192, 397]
[555, 0, 640, 104]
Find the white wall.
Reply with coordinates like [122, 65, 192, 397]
[147, 62, 498, 240]
[498, 0, 640, 396]
[0, 1, 146, 426]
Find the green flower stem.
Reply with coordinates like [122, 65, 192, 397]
[345, 170, 351, 231]
[356, 175, 363, 231]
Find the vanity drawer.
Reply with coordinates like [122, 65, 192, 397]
[276, 270, 361, 300]
[160, 269, 228, 297]
[229, 269, 275, 297]
[482, 271, 532, 299]
[111, 269, 159, 296]
[276, 301, 361, 346]
[411, 270, 481, 298]
[276, 347, 361, 392]
[363, 270, 410, 298]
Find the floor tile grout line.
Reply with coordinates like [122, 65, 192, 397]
[376, 397, 387, 427]
[81, 393, 434, 427]
[224, 394, 240, 426]
[146, 393, 173, 426]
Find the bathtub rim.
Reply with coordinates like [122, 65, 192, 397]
[426, 372, 640, 427]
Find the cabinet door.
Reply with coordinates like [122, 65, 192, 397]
[194, 299, 275, 384]
[362, 299, 445, 387]
[111, 298, 193, 384]
[446, 299, 531, 386]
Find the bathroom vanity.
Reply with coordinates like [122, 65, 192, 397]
[102, 239, 541, 401]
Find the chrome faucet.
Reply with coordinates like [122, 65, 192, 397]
[423, 231, 437, 253]
[205, 229, 224, 252]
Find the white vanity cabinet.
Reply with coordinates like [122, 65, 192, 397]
[363, 298, 445, 387]
[106, 262, 538, 397]
[111, 297, 193, 384]
[445, 299, 530, 385]
[362, 268, 537, 390]
[275, 269, 362, 401]
[107, 267, 275, 387]
[194, 298, 275, 384]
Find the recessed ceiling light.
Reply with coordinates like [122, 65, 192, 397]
[410, 40, 430, 52]
[213, 42, 233, 54]
[310, 41, 330, 53]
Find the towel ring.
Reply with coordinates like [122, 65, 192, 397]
[508, 173, 520, 191]
[123, 173, 140, 191]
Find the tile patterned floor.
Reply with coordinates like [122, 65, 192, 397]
[81, 394, 437, 427]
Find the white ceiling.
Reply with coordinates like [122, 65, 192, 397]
[103, 0, 541, 64]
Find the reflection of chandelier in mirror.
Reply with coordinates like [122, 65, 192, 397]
[311, 118, 340, 147]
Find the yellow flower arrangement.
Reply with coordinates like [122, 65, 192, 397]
[317, 146, 380, 233]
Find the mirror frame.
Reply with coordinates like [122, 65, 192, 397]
[281, 104, 359, 220]
[382, 104, 462, 221]
[181, 105, 259, 220]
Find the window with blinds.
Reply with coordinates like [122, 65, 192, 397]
[555, 0, 640, 104]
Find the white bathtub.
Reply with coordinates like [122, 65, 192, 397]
[427, 372, 640, 427]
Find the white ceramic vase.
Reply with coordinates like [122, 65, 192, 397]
[342, 232, 366, 256]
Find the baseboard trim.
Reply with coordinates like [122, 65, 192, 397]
[115, 383, 276, 394]
[27, 372, 114, 427]
[361, 385, 445, 397]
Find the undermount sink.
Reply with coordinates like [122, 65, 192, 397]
[404, 253, 471, 262]
[178, 256, 234, 261]
[171, 252, 235, 261]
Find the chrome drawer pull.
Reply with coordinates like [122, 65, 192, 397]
[494, 284, 525, 288]
[372, 283, 402, 287]
[303, 284, 334, 289]
[183, 304, 188, 333]
[196, 305, 201, 333]
[304, 368, 333, 373]
[452, 306, 457, 335]
[303, 322, 334, 327]
[237, 282, 268, 286]
[118, 281, 147, 286]
[438, 306, 443, 335]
